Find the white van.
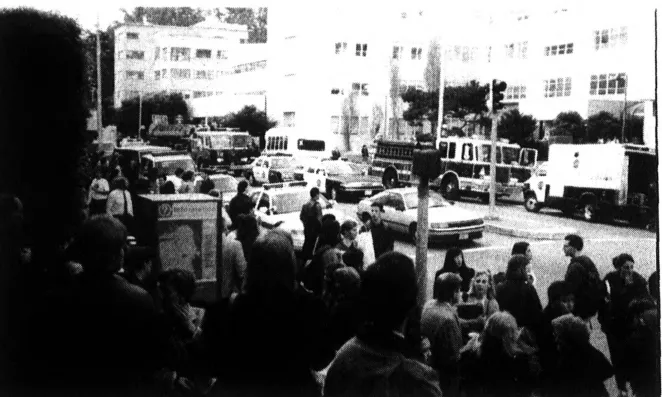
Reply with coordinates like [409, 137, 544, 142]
[263, 127, 331, 159]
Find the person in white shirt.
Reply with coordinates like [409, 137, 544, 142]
[106, 177, 133, 231]
[178, 170, 196, 194]
[166, 168, 185, 192]
[88, 168, 110, 215]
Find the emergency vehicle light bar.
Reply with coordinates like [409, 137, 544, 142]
[263, 181, 308, 190]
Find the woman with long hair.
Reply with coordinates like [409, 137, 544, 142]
[435, 247, 475, 295]
[464, 270, 500, 319]
[460, 312, 539, 397]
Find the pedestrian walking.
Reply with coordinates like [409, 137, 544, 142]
[562, 234, 605, 321]
[362, 202, 395, 259]
[361, 144, 370, 163]
[599, 253, 650, 397]
[299, 187, 323, 261]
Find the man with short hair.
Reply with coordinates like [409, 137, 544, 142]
[421, 272, 464, 397]
[562, 234, 603, 321]
[324, 252, 441, 397]
[300, 187, 323, 260]
[228, 180, 253, 227]
[366, 202, 395, 259]
[166, 167, 185, 192]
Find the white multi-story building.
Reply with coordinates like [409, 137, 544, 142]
[113, 18, 251, 106]
[267, 5, 657, 151]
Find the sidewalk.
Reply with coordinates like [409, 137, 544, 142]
[478, 206, 577, 240]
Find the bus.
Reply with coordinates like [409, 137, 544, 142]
[369, 137, 538, 201]
[263, 127, 331, 159]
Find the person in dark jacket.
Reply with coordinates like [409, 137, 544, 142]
[300, 187, 323, 261]
[547, 314, 613, 397]
[326, 266, 362, 352]
[600, 253, 650, 397]
[324, 252, 442, 397]
[228, 180, 253, 228]
[623, 298, 660, 397]
[363, 202, 395, 259]
[539, 280, 574, 380]
[495, 254, 543, 340]
[201, 229, 334, 397]
[435, 247, 475, 295]
[562, 234, 604, 320]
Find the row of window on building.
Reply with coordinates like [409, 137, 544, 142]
[124, 61, 267, 81]
[119, 47, 229, 62]
[335, 26, 628, 63]
[121, 90, 225, 101]
[323, 73, 626, 100]
[125, 31, 245, 44]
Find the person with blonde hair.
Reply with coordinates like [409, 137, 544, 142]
[460, 270, 500, 324]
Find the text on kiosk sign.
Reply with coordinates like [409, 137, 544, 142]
[158, 202, 217, 220]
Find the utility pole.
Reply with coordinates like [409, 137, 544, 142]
[96, 14, 103, 139]
[621, 74, 628, 143]
[435, 35, 446, 142]
[487, 83, 498, 220]
[138, 93, 143, 140]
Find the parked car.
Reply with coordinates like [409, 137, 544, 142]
[249, 181, 347, 251]
[356, 188, 484, 243]
[245, 155, 300, 186]
[307, 159, 384, 201]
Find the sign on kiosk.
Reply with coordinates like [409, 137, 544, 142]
[135, 193, 223, 304]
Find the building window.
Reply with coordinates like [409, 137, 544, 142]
[330, 116, 340, 134]
[350, 116, 359, 134]
[126, 51, 145, 60]
[126, 70, 144, 80]
[215, 92, 223, 96]
[504, 42, 527, 59]
[283, 112, 295, 127]
[331, 88, 344, 95]
[184, 93, 191, 99]
[505, 84, 527, 100]
[360, 116, 369, 133]
[171, 69, 191, 79]
[162, 69, 167, 78]
[240, 39, 246, 44]
[335, 42, 347, 55]
[217, 50, 228, 59]
[126, 32, 139, 40]
[351, 82, 369, 96]
[196, 70, 214, 80]
[544, 43, 574, 56]
[196, 49, 212, 58]
[590, 73, 626, 95]
[544, 77, 572, 97]
[594, 27, 628, 50]
[154, 47, 160, 60]
[355, 43, 367, 57]
[162, 48, 168, 58]
[170, 47, 191, 62]
[411, 47, 423, 60]
[193, 91, 211, 98]
[392, 46, 403, 60]
[154, 70, 161, 80]
[447, 46, 477, 63]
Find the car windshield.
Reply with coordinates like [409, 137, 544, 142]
[325, 161, 363, 175]
[231, 135, 250, 148]
[271, 190, 330, 214]
[156, 159, 196, 175]
[271, 157, 295, 168]
[214, 177, 238, 192]
[209, 135, 231, 149]
[403, 191, 449, 209]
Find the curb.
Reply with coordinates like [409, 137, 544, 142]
[485, 222, 577, 240]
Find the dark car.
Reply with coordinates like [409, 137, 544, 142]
[309, 159, 384, 201]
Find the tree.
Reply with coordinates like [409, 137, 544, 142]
[401, 80, 489, 136]
[222, 105, 277, 149]
[83, 27, 117, 126]
[117, 92, 191, 136]
[218, 8, 268, 43]
[340, 92, 359, 152]
[389, 63, 401, 138]
[497, 109, 537, 146]
[371, 103, 384, 138]
[587, 111, 621, 142]
[121, 7, 206, 26]
[551, 111, 585, 143]
[424, 39, 441, 92]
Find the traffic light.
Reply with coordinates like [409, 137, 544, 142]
[492, 79, 507, 111]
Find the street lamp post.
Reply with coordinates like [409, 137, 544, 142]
[620, 74, 628, 143]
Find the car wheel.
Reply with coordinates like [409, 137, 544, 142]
[408, 223, 418, 245]
[524, 194, 541, 213]
[440, 177, 459, 200]
[582, 202, 598, 222]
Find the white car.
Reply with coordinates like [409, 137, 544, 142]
[356, 188, 484, 242]
[247, 155, 299, 185]
[249, 181, 347, 251]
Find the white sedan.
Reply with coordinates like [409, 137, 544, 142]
[249, 182, 348, 251]
[356, 188, 484, 242]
